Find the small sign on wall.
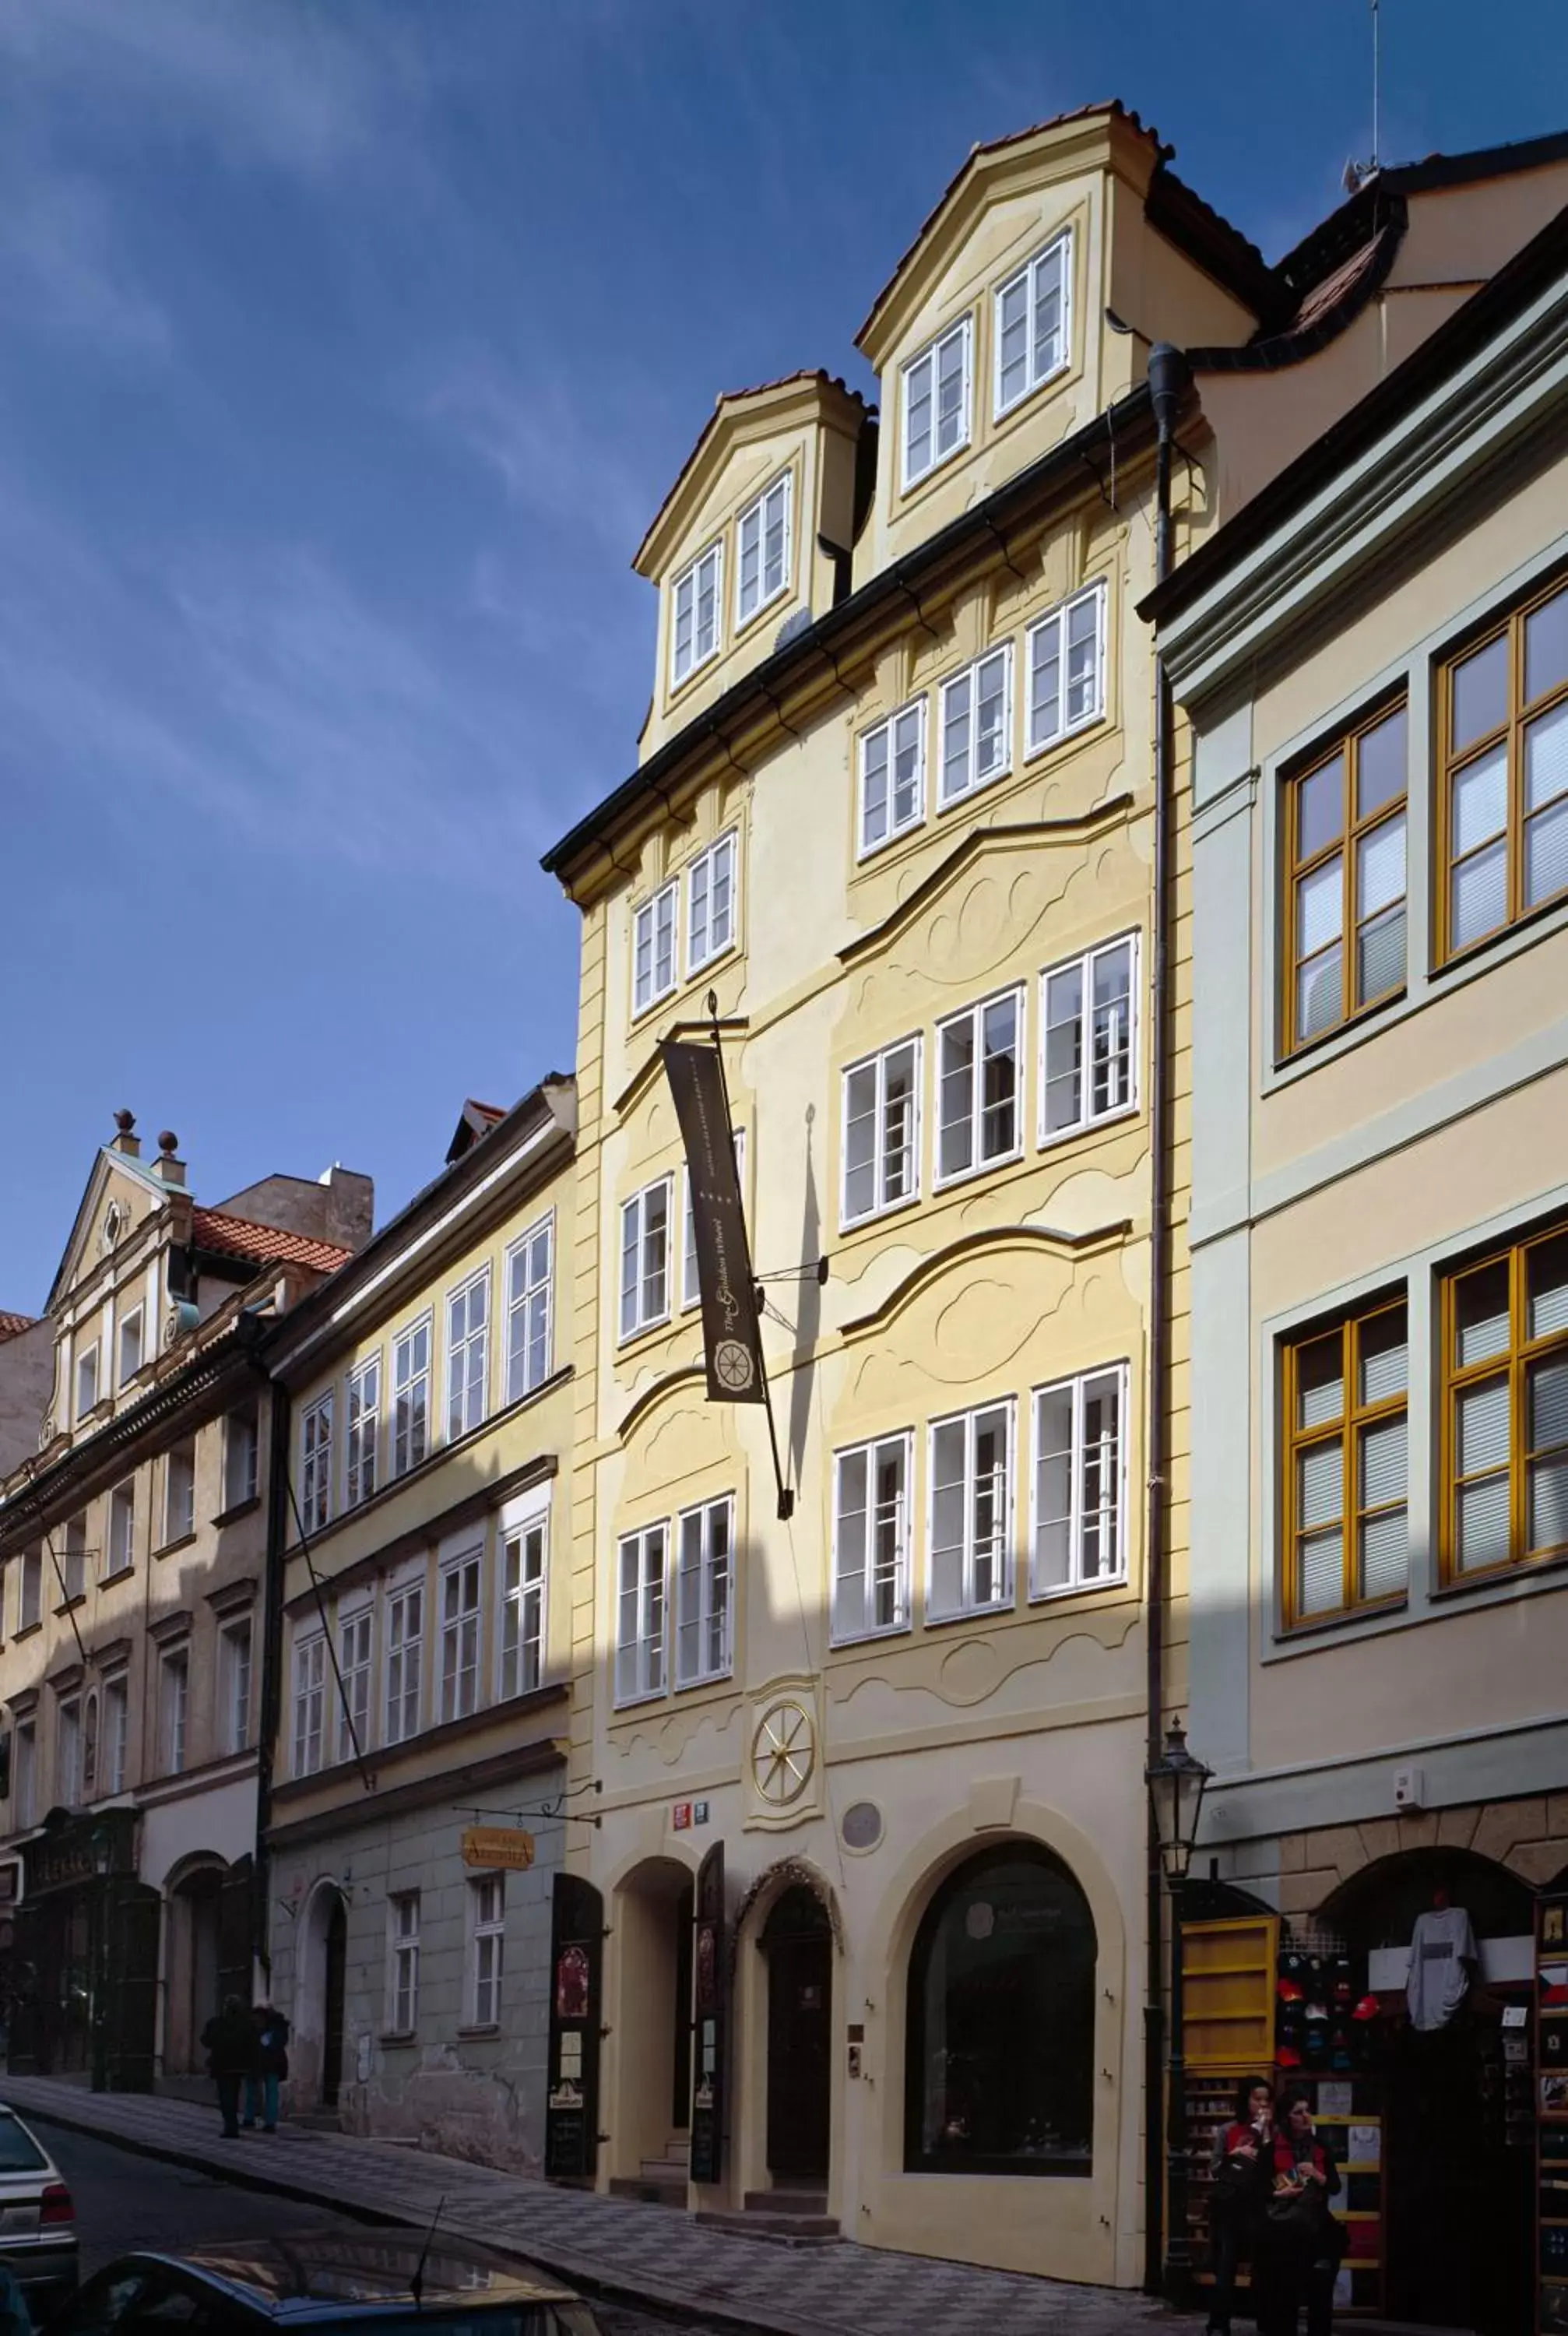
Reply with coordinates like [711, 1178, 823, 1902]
[461, 1825, 536, 1870]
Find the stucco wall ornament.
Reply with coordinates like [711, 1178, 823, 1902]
[751, 1697, 814, 1807]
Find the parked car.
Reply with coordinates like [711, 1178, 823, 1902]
[0, 2106, 76, 2317]
[38, 2231, 601, 2336]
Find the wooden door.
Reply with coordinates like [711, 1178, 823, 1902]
[763, 1887, 831, 2184]
[322, 1894, 346, 2108]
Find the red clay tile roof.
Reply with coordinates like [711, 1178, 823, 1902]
[191, 1208, 353, 1275]
[0, 1312, 37, 1341]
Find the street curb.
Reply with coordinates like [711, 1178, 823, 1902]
[13, 2096, 857, 2336]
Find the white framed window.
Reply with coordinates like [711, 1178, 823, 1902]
[1027, 582, 1106, 757]
[117, 1307, 144, 1388]
[929, 1399, 1014, 1620]
[670, 540, 722, 687]
[13, 1721, 35, 1829]
[388, 1892, 420, 2033]
[337, 1604, 371, 1762]
[632, 881, 678, 1016]
[392, 1316, 431, 1478]
[446, 1268, 490, 1442]
[83, 1691, 99, 1799]
[299, 1395, 333, 1534]
[469, 1874, 505, 2028]
[859, 701, 926, 857]
[440, 1545, 482, 1723]
[675, 1495, 733, 1688]
[163, 1437, 196, 1544]
[938, 645, 1012, 807]
[686, 831, 738, 974]
[1032, 1364, 1128, 1597]
[937, 987, 1024, 1184]
[291, 1631, 325, 1776]
[1040, 933, 1138, 1143]
[832, 1433, 912, 1642]
[995, 228, 1071, 417]
[842, 1038, 920, 1228]
[224, 1405, 259, 1511]
[499, 1514, 546, 1701]
[682, 1128, 746, 1310]
[75, 1342, 100, 1420]
[615, 1523, 667, 1705]
[102, 1675, 128, 1796]
[17, 1547, 41, 1632]
[346, 1356, 381, 1506]
[107, 1483, 135, 1576]
[902, 316, 972, 489]
[57, 1695, 81, 1807]
[385, 1578, 424, 1744]
[220, 1618, 253, 1756]
[62, 1514, 87, 1602]
[161, 1646, 190, 1775]
[505, 1215, 554, 1402]
[620, 1178, 673, 1341]
[737, 473, 792, 626]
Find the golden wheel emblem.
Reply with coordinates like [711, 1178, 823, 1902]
[752, 1700, 814, 1807]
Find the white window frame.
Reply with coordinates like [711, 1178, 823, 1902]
[505, 1213, 554, 1402]
[384, 1574, 424, 1745]
[388, 1891, 420, 2034]
[57, 1694, 81, 1808]
[220, 1617, 253, 1757]
[857, 699, 926, 858]
[1039, 931, 1141, 1146]
[632, 879, 679, 1018]
[392, 1314, 431, 1479]
[75, 1342, 100, 1421]
[615, 1522, 667, 1706]
[831, 1431, 913, 1644]
[117, 1307, 143, 1388]
[439, 1540, 483, 1723]
[1030, 1362, 1130, 1599]
[163, 1437, 196, 1546]
[934, 985, 1026, 1188]
[901, 315, 972, 491]
[445, 1267, 490, 1443]
[498, 1504, 547, 1702]
[682, 1128, 746, 1310]
[937, 644, 1013, 809]
[736, 471, 792, 628]
[840, 1036, 922, 1230]
[620, 1177, 673, 1342]
[106, 1483, 135, 1576]
[337, 1600, 373, 1763]
[993, 227, 1072, 418]
[670, 540, 722, 688]
[102, 1673, 128, 1797]
[291, 1631, 325, 1777]
[299, 1395, 333, 1534]
[468, 1873, 505, 2028]
[1025, 580, 1107, 758]
[161, 1645, 190, 1775]
[926, 1398, 1016, 1622]
[17, 1546, 42, 1632]
[346, 1355, 381, 1507]
[674, 1494, 733, 1689]
[685, 830, 739, 976]
[223, 1406, 260, 1512]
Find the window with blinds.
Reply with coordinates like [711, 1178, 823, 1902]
[1284, 697, 1408, 1053]
[1441, 1220, 1568, 1584]
[1283, 1297, 1408, 1628]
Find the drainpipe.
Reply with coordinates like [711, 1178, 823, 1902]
[251, 1363, 293, 1989]
[1143, 339, 1189, 2297]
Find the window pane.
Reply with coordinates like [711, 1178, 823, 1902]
[1451, 744, 1508, 863]
[1360, 1504, 1408, 1601]
[892, 707, 923, 825]
[1451, 633, 1509, 751]
[1457, 1374, 1510, 1474]
[1356, 814, 1405, 922]
[1298, 1529, 1344, 1616]
[1528, 1233, 1568, 1340]
[1524, 585, 1568, 705]
[1033, 243, 1064, 373]
[976, 653, 1007, 779]
[871, 1441, 906, 1627]
[937, 329, 966, 454]
[883, 1044, 917, 1201]
[1034, 1387, 1072, 1592]
[939, 1018, 975, 1177]
[1457, 1471, 1510, 1572]
[1359, 1307, 1408, 1404]
[1524, 701, 1568, 908]
[930, 1420, 966, 1613]
[861, 728, 888, 847]
[1526, 797, 1568, 911]
[1297, 1440, 1342, 1532]
[834, 1451, 868, 1637]
[905, 352, 933, 477]
[998, 275, 1028, 407]
[1356, 705, 1407, 818]
[844, 1064, 877, 1219]
[1297, 855, 1344, 954]
[1451, 837, 1508, 951]
[1296, 1332, 1344, 1430]
[1066, 593, 1098, 724]
[1044, 962, 1083, 1133]
[1297, 941, 1343, 1040]
[1091, 941, 1133, 1115]
[979, 993, 1018, 1158]
[1531, 1355, 1568, 1457]
[1361, 1413, 1406, 1509]
[1296, 756, 1344, 858]
[1455, 1261, 1510, 1366]
[942, 676, 972, 800]
[1080, 1371, 1120, 1581]
[1357, 904, 1405, 1004]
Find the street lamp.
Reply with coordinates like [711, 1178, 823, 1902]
[1146, 1718, 1214, 2299]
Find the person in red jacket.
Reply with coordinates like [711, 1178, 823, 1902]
[1205, 2075, 1276, 2334]
[1255, 2091, 1345, 2336]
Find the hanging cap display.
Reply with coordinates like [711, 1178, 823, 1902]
[1276, 2042, 1303, 2068]
[1278, 1977, 1305, 2003]
[1352, 1993, 1382, 2021]
[1304, 2002, 1329, 2024]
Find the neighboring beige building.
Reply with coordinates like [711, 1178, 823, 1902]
[1154, 183, 1568, 2330]
[262, 1081, 575, 2169]
[0, 1113, 367, 2089]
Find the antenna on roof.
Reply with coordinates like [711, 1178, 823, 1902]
[1342, 0, 1383, 193]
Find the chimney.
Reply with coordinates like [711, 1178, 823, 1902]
[110, 1110, 141, 1159]
[152, 1129, 187, 1188]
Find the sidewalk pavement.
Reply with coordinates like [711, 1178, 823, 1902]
[0, 2076, 1186, 2336]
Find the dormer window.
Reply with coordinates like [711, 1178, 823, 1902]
[737, 473, 793, 628]
[995, 230, 1071, 417]
[902, 318, 971, 490]
[671, 542, 722, 688]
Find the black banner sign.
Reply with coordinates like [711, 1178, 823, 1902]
[545, 1871, 603, 2182]
[661, 1040, 765, 1405]
[689, 1838, 726, 2184]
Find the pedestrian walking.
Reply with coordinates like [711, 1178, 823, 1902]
[243, 2002, 290, 2133]
[201, 1993, 258, 2139]
[1253, 2090, 1345, 2336]
[1204, 2074, 1275, 2335]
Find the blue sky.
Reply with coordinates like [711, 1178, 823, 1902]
[3, 0, 1566, 1306]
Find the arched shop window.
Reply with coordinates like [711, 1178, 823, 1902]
[904, 1842, 1096, 2176]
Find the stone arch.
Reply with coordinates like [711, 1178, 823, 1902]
[605, 1852, 700, 2186]
[733, 1853, 844, 1971]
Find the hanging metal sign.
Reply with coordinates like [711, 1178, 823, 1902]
[661, 1039, 765, 1405]
[461, 1826, 536, 1871]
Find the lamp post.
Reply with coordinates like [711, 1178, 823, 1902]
[1146, 1717, 1213, 2301]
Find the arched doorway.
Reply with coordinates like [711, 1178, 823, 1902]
[164, 1863, 225, 2077]
[322, 1892, 346, 2108]
[761, 1885, 832, 2187]
[294, 1881, 349, 2111]
[608, 1858, 694, 2196]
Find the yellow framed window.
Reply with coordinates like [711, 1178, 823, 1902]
[1440, 571, 1568, 962]
[1284, 1297, 1408, 1626]
[1285, 698, 1408, 1051]
[1441, 1220, 1568, 1583]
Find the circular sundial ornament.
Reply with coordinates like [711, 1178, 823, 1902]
[714, 1339, 755, 1393]
[752, 1698, 815, 1808]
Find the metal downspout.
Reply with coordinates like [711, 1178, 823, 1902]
[251, 1363, 292, 1986]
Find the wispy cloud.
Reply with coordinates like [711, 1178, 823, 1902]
[420, 350, 659, 558]
[0, 173, 173, 364]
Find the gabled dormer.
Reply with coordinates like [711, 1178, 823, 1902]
[635, 371, 872, 762]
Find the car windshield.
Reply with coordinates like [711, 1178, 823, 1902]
[0, 2120, 47, 2174]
